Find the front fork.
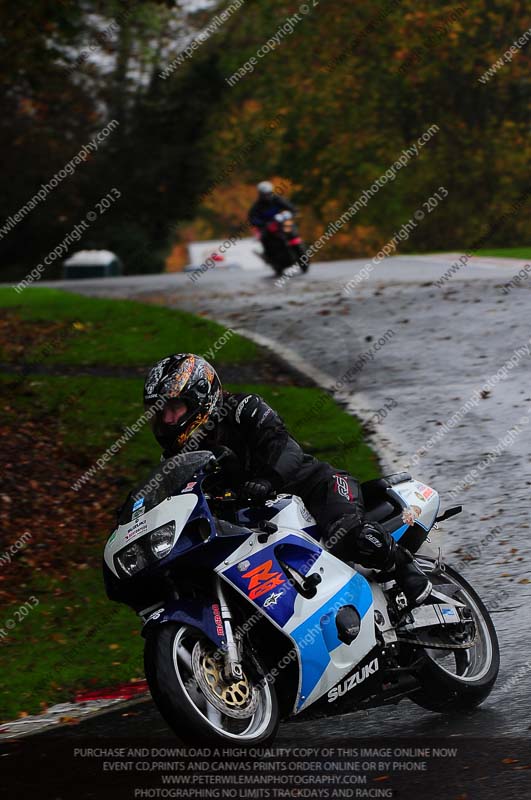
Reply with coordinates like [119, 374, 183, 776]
[216, 577, 243, 681]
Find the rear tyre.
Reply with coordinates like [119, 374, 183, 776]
[145, 623, 279, 745]
[410, 565, 499, 712]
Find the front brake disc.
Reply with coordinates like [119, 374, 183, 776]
[192, 642, 259, 719]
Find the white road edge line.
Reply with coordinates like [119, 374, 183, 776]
[0, 695, 152, 741]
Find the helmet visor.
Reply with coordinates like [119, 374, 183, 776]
[161, 399, 188, 426]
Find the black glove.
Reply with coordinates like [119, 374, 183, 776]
[242, 478, 273, 503]
[326, 515, 395, 569]
[356, 521, 396, 570]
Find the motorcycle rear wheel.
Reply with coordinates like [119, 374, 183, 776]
[145, 623, 279, 745]
[410, 565, 499, 712]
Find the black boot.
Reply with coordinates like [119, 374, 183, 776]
[326, 517, 432, 606]
[393, 547, 432, 606]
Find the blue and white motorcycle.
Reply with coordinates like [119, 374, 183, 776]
[103, 450, 499, 745]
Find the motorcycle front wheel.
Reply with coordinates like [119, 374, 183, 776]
[410, 564, 500, 712]
[289, 243, 309, 273]
[145, 623, 279, 745]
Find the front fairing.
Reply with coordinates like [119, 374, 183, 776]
[104, 452, 222, 580]
[104, 492, 205, 578]
[115, 451, 214, 526]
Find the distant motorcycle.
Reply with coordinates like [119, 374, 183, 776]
[256, 211, 309, 277]
[103, 450, 499, 746]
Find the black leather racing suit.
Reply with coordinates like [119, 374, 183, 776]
[163, 391, 391, 567]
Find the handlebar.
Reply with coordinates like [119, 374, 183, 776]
[204, 448, 278, 506]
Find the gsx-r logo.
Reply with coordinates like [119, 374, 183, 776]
[327, 658, 379, 703]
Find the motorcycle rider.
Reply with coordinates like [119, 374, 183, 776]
[144, 353, 432, 607]
[248, 181, 297, 264]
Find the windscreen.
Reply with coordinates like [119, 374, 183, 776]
[117, 451, 213, 525]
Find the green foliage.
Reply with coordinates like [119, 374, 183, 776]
[0, 1, 218, 279]
[4, 1, 526, 276]
[196, 0, 530, 255]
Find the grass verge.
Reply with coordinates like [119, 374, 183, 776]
[474, 248, 531, 260]
[0, 287, 257, 366]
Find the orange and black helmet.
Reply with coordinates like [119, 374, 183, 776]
[144, 354, 222, 451]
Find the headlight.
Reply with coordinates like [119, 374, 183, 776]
[115, 521, 176, 577]
[116, 543, 148, 577]
[150, 521, 176, 559]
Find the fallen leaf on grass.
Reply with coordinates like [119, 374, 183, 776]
[0, 405, 126, 605]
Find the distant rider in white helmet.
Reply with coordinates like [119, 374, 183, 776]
[249, 181, 296, 264]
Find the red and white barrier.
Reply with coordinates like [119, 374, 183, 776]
[0, 680, 149, 739]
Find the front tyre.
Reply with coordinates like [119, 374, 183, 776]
[145, 623, 279, 745]
[293, 244, 309, 273]
[411, 565, 500, 712]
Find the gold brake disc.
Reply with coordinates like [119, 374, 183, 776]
[192, 643, 259, 719]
